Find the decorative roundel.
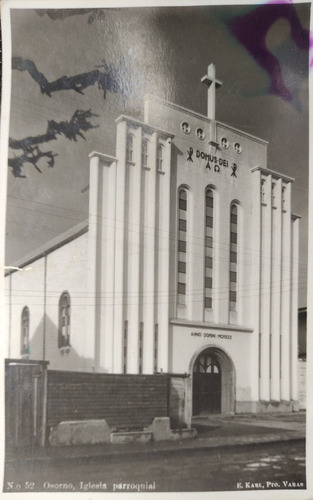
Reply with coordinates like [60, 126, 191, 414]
[234, 142, 242, 153]
[181, 122, 191, 134]
[196, 128, 205, 140]
[221, 137, 229, 149]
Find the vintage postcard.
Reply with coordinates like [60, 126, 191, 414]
[0, 0, 311, 498]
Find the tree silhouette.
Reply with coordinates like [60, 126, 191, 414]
[9, 57, 128, 177]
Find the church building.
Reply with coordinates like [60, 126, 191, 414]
[5, 64, 300, 422]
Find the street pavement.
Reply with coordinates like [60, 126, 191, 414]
[5, 411, 306, 465]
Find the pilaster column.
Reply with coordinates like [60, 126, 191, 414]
[143, 132, 157, 373]
[270, 178, 282, 400]
[87, 152, 117, 372]
[250, 169, 261, 401]
[291, 215, 300, 401]
[127, 126, 142, 373]
[157, 136, 172, 372]
[280, 183, 291, 400]
[113, 120, 127, 373]
[259, 174, 272, 400]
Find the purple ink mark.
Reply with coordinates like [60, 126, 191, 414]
[229, 2, 311, 102]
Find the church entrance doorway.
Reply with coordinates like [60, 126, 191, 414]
[193, 351, 221, 414]
[191, 346, 235, 416]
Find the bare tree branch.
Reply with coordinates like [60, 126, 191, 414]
[9, 109, 99, 177]
[12, 57, 126, 98]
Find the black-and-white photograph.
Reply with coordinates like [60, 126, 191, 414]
[1, 0, 310, 496]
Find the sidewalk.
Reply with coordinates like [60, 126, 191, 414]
[6, 411, 306, 464]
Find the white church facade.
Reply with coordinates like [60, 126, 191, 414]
[5, 65, 300, 420]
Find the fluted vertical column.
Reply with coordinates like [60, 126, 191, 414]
[127, 126, 142, 373]
[270, 178, 282, 400]
[113, 120, 127, 373]
[259, 174, 272, 400]
[291, 214, 300, 402]
[157, 137, 172, 373]
[281, 183, 291, 400]
[250, 168, 262, 401]
[87, 152, 117, 372]
[143, 132, 157, 373]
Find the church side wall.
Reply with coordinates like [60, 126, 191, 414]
[5, 233, 92, 371]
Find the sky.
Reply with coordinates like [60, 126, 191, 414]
[4, 2, 310, 307]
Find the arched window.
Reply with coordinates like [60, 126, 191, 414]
[229, 204, 238, 311]
[141, 139, 148, 168]
[157, 144, 164, 171]
[193, 353, 220, 374]
[59, 292, 71, 348]
[126, 133, 134, 162]
[178, 189, 187, 304]
[204, 189, 214, 309]
[21, 306, 30, 355]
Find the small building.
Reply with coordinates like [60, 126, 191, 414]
[5, 64, 300, 425]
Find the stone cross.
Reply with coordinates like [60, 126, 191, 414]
[201, 63, 222, 120]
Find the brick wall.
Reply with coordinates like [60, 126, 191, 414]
[47, 371, 169, 430]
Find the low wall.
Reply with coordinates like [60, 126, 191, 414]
[47, 371, 169, 432]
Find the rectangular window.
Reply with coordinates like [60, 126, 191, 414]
[179, 218, 187, 231]
[205, 297, 212, 309]
[206, 236, 213, 247]
[230, 271, 237, 283]
[230, 251, 237, 263]
[231, 232, 237, 244]
[178, 240, 186, 253]
[179, 198, 187, 210]
[206, 216, 213, 228]
[205, 256, 213, 268]
[178, 282, 186, 295]
[205, 277, 212, 288]
[178, 261, 186, 273]
[206, 196, 213, 208]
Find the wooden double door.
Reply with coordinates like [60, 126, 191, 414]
[193, 351, 221, 415]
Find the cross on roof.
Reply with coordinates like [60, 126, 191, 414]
[201, 63, 222, 120]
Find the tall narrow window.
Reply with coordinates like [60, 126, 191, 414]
[157, 144, 164, 171]
[21, 306, 30, 355]
[141, 139, 148, 168]
[261, 179, 266, 203]
[204, 189, 214, 309]
[272, 182, 276, 207]
[177, 189, 187, 304]
[154, 324, 158, 373]
[229, 205, 238, 311]
[123, 320, 128, 374]
[139, 322, 144, 374]
[126, 133, 133, 162]
[282, 186, 286, 210]
[58, 292, 71, 348]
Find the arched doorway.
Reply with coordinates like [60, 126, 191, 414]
[193, 352, 221, 414]
[191, 346, 235, 416]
